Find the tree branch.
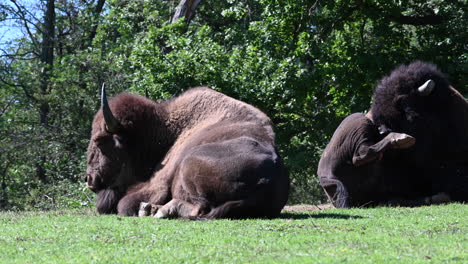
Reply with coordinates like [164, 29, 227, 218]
[391, 14, 444, 25]
[87, 0, 106, 45]
[8, 0, 41, 52]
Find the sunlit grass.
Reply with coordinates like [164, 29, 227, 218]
[0, 204, 466, 263]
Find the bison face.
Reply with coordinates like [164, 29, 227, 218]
[85, 132, 129, 193]
[371, 62, 451, 165]
[85, 84, 133, 193]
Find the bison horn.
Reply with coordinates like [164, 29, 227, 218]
[101, 83, 121, 133]
[417, 79, 435, 96]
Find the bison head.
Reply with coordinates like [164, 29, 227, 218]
[85, 131, 129, 192]
[370, 61, 451, 164]
[85, 85, 138, 214]
[85, 85, 168, 214]
[85, 84, 130, 193]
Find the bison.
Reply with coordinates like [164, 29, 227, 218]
[318, 61, 465, 207]
[85, 86, 289, 218]
[371, 61, 467, 202]
[317, 112, 438, 207]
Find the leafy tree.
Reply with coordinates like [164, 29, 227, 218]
[0, 0, 466, 208]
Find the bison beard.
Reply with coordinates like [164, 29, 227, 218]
[96, 189, 122, 214]
[85, 86, 289, 219]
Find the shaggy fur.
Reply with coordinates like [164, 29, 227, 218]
[370, 61, 468, 202]
[86, 87, 289, 218]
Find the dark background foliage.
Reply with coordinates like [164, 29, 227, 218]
[0, 0, 466, 210]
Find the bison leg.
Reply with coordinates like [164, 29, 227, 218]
[117, 181, 172, 216]
[117, 189, 153, 216]
[388, 132, 416, 149]
[153, 199, 204, 219]
[353, 132, 415, 166]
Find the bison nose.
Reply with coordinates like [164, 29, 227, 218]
[86, 175, 97, 192]
[86, 174, 93, 185]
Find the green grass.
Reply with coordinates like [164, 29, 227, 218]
[0, 204, 466, 264]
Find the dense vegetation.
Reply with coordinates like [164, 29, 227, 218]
[0, 204, 466, 263]
[0, 0, 466, 210]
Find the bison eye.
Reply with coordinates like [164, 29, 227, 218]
[112, 134, 127, 149]
[404, 107, 419, 122]
[378, 124, 392, 135]
[93, 133, 112, 146]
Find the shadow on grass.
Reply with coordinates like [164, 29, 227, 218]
[279, 212, 364, 220]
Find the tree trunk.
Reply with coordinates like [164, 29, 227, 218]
[37, 0, 56, 182]
[171, 0, 201, 24]
[0, 162, 9, 208]
[39, 0, 55, 128]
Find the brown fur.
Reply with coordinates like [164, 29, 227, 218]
[86, 87, 289, 218]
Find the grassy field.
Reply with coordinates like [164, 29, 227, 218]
[0, 204, 466, 264]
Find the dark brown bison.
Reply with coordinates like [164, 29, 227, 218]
[317, 112, 443, 208]
[370, 61, 467, 202]
[85, 86, 289, 218]
[318, 61, 465, 207]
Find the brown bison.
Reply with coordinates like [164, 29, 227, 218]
[85, 86, 289, 218]
[318, 61, 465, 207]
[316, 112, 447, 207]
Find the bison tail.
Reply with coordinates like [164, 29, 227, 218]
[320, 178, 350, 208]
[334, 181, 350, 208]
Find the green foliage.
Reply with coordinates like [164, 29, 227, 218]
[0, 0, 466, 208]
[0, 204, 466, 263]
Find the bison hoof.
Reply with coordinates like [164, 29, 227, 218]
[390, 133, 416, 149]
[154, 209, 168, 219]
[138, 202, 161, 216]
[138, 202, 152, 217]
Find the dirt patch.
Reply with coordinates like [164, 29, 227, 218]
[282, 204, 335, 212]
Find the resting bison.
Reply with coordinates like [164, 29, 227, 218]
[371, 61, 468, 202]
[318, 61, 464, 207]
[85, 86, 289, 218]
[317, 112, 434, 207]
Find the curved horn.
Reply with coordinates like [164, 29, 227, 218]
[101, 83, 121, 133]
[417, 79, 435, 96]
